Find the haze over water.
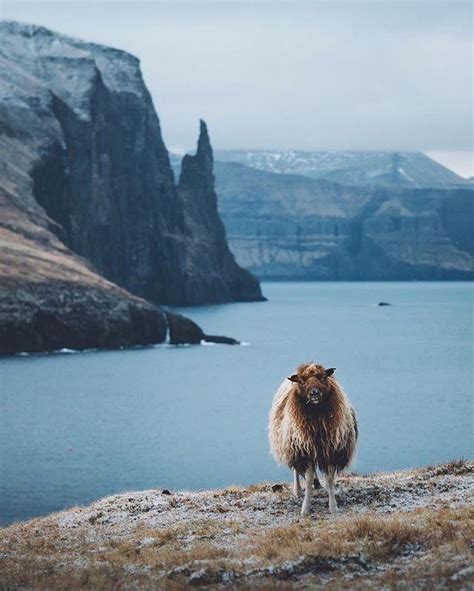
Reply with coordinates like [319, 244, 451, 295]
[1, 282, 472, 526]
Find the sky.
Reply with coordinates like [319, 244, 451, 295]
[1, 0, 473, 176]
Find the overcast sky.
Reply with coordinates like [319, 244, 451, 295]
[2, 1, 473, 175]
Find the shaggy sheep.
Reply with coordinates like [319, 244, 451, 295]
[269, 363, 358, 516]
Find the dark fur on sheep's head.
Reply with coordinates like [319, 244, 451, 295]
[288, 363, 336, 406]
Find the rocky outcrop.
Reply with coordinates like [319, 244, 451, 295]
[0, 160, 170, 355]
[165, 311, 239, 345]
[0, 22, 262, 354]
[0, 198, 234, 354]
[214, 162, 474, 280]
[0, 21, 262, 307]
[176, 122, 265, 304]
[0, 283, 167, 356]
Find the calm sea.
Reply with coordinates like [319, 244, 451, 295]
[0, 282, 472, 526]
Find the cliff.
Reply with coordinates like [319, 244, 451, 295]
[1, 460, 472, 589]
[214, 162, 474, 280]
[0, 193, 235, 354]
[0, 140, 172, 354]
[176, 121, 264, 304]
[0, 21, 262, 307]
[0, 22, 262, 353]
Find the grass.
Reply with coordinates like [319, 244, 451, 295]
[244, 505, 472, 563]
[1, 460, 473, 590]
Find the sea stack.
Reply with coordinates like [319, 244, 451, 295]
[177, 120, 265, 304]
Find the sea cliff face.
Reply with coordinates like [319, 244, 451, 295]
[0, 199, 214, 354]
[0, 21, 262, 306]
[0, 22, 262, 353]
[214, 162, 474, 280]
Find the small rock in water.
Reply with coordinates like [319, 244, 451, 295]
[162, 489, 172, 496]
[378, 301, 392, 306]
[272, 484, 284, 493]
[203, 334, 240, 345]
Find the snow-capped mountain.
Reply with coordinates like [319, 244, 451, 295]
[214, 150, 467, 189]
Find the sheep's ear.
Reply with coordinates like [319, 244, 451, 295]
[325, 368, 336, 378]
[287, 374, 300, 383]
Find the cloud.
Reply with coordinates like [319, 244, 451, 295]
[2, 1, 472, 152]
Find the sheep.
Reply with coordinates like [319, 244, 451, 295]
[269, 363, 358, 516]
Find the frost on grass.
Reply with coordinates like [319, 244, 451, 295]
[1, 460, 473, 590]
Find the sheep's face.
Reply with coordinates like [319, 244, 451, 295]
[287, 364, 336, 406]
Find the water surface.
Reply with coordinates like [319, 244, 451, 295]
[1, 282, 472, 526]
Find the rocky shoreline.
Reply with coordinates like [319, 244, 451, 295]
[0, 283, 239, 355]
[1, 460, 472, 589]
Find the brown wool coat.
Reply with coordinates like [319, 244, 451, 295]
[269, 364, 358, 475]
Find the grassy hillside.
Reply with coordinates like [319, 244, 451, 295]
[1, 460, 472, 590]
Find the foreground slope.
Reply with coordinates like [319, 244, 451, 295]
[1, 461, 472, 589]
[0, 21, 263, 306]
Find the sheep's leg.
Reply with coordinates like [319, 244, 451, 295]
[326, 466, 338, 514]
[293, 469, 302, 498]
[301, 464, 315, 516]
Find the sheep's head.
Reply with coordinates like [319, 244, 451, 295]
[288, 363, 336, 406]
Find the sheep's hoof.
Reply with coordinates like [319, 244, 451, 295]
[329, 503, 339, 514]
[300, 506, 311, 517]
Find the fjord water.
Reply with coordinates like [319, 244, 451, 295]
[1, 282, 472, 526]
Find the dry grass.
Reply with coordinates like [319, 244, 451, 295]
[1, 461, 473, 590]
[0, 518, 240, 591]
[246, 505, 472, 564]
[421, 458, 473, 477]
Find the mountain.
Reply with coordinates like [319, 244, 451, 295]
[212, 161, 473, 280]
[0, 21, 262, 353]
[214, 150, 468, 189]
[0, 21, 262, 307]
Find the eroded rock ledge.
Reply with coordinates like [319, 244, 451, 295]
[1, 461, 472, 589]
[0, 282, 239, 354]
[0, 281, 239, 355]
